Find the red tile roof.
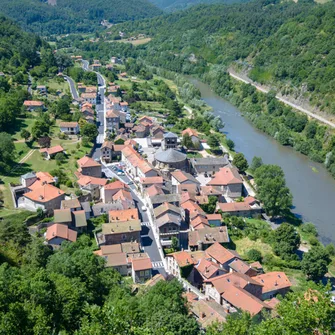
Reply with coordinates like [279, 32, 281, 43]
[24, 184, 64, 202]
[132, 257, 152, 271]
[109, 208, 138, 222]
[196, 258, 221, 279]
[140, 176, 164, 185]
[254, 272, 292, 294]
[207, 167, 243, 186]
[77, 176, 108, 187]
[145, 185, 164, 197]
[77, 156, 101, 168]
[24, 100, 44, 107]
[205, 242, 240, 265]
[182, 128, 199, 138]
[104, 180, 128, 190]
[59, 122, 79, 128]
[46, 223, 77, 242]
[39, 145, 64, 156]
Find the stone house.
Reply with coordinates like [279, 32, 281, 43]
[59, 122, 80, 135]
[45, 223, 77, 247]
[40, 145, 65, 160]
[101, 220, 141, 245]
[207, 167, 243, 198]
[106, 110, 120, 131]
[216, 196, 262, 217]
[81, 92, 97, 104]
[190, 156, 229, 175]
[24, 100, 45, 111]
[100, 180, 129, 203]
[77, 156, 102, 178]
[131, 255, 153, 283]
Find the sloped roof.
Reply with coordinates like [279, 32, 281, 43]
[24, 184, 64, 203]
[189, 226, 229, 246]
[171, 170, 200, 184]
[153, 202, 181, 218]
[77, 156, 101, 168]
[207, 167, 243, 186]
[155, 149, 186, 164]
[163, 132, 178, 138]
[156, 213, 181, 228]
[132, 257, 152, 271]
[254, 272, 292, 294]
[54, 209, 72, 223]
[46, 224, 77, 242]
[39, 145, 64, 156]
[73, 210, 87, 228]
[205, 242, 239, 265]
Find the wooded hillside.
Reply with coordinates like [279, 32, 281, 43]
[0, 0, 162, 35]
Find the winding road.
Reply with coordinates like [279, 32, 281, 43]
[228, 70, 335, 129]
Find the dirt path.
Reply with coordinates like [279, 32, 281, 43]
[228, 70, 335, 129]
[19, 149, 35, 164]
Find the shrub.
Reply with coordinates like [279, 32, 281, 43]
[66, 180, 73, 188]
[309, 236, 320, 246]
[301, 222, 318, 237]
[247, 249, 262, 262]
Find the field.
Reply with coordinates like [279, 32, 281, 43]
[116, 37, 152, 46]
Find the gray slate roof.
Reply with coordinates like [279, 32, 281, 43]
[163, 132, 178, 139]
[191, 156, 229, 166]
[151, 193, 181, 205]
[21, 172, 36, 179]
[92, 202, 124, 217]
[155, 149, 186, 164]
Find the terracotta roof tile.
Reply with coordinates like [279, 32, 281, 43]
[132, 257, 152, 271]
[207, 167, 243, 186]
[205, 242, 239, 265]
[46, 223, 77, 242]
[109, 208, 138, 222]
[77, 156, 101, 168]
[254, 272, 291, 294]
[39, 145, 64, 156]
[24, 184, 64, 202]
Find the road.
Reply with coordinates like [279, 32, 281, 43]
[102, 165, 166, 275]
[64, 75, 79, 99]
[83, 59, 166, 275]
[228, 70, 335, 129]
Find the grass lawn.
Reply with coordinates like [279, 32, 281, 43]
[187, 152, 203, 158]
[234, 237, 274, 258]
[11, 117, 36, 141]
[116, 37, 152, 46]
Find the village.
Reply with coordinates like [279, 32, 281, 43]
[3, 55, 315, 329]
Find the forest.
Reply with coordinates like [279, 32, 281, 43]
[0, 0, 162, 35]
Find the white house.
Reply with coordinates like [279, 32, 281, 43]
[59, 122, 80, 135]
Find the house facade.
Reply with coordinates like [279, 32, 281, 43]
[59, 122, 80, 135]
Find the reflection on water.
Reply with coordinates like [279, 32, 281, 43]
[191, 79, 335, 245]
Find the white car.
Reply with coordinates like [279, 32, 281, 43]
[141, 206, 147, 211]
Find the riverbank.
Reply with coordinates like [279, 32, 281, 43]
[191, 78, 335, 245]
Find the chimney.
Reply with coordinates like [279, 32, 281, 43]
[201, 312, 206, 318]
[129, 225, 132, 231]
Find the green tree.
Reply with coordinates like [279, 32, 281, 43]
[0, 132, 15, 172]
[233, 153, 249, 173]
[171, 236, 179, 251]
[301, 246, 331, 281]
[207, 134, 220, 149]
[20, 129, 31, 141]
[182, 133, 193, 149]
[55, 152, 65, 165]
[32, 120, 50, 139]
[81, 123, 98, 142]
[254, 165, 293, 217]
[226, 138, 235, 151]
[200, 196, 218, 214]
[247, 249, 262, 262]
[250, 156, 263, 173]
[273, 223, 300, 259]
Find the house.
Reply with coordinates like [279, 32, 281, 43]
[73, 210, 88, 231]
[46, 224, 77, 246]
[77, 175, 108, 199]
[150, 193, 181, 209]
[20, 171, 55, 189]
[139, 176, 164, 192]
[138, 116, 153, 125]
[216, 197, 262, 217]
[112, 189, 135, 209]
[228, 259, 258, 277]
[120, 102, 129, 112]
[162, 132, 178, 150]
[101, 219, 141, 245]
[156, 212, 181, 248]
[101, 141, 125, 162]
[191, 258, 226, 287]
[59, 122, 80, 135]
[92, 63, 101, 71]
[133, 125, 148, 138]
[81, 92, 97, 104]
[77, 156, 102, 178]
[100, 180, 129, 203]
[204, 273, 271, 316]
[80, 201, 92, 219]
[24, 100, 45, 111]
[92, 202, 124, 217]
[20, 184, 65, 213]
[40, 145, 65, 160]
[182, 128, 201, 148]
[185, 294, 227, 329]
[188, 226, 230, 251]
[36, 85, 47, 94]
[151, 126, 165, 139]
[171, 170, 200, 192]
[190, 215, 210, 230]
[200, 186, 223, 202]
[54, 208, 72, 225]
[131, 254, 153, 283]
[207, 167, 243, 198]
[61, 198, 81, 212]
[206, 214, 222, 227]
[191, 157, 229, 175]
[166, 250, 205, 279]
[106, 110, 120, 131]
[105, 252, 128, 275]
[109, 208, 138, 223]
[181, 199, 206, 225]
[205, 242, 241, 271]
[254, 272, 292, 300]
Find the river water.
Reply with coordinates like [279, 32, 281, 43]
[191, 79, 335, 245]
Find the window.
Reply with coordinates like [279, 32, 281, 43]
[140, 271, 144, 276]
[145, 270, 150, 276]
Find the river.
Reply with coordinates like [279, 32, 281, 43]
[191, 79, 335, 245]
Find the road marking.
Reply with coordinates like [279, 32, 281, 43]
[141, 221, 151, 227]
[151, 261, 164, 269]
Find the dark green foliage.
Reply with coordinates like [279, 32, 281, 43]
[200, 195, 218, 214]
[246, 249, 262, 262]
[250, 156, 263, 173]
[0, 0, 162, 35]
[226, 138, 235, 151]
[233, 152, 248, 173]
[0, 132, 15, 173]
[254, 165, 293, 217]
[81, 123, 98, 142]
[272, 223, 300, 260]
[301, 246, 331, 281]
